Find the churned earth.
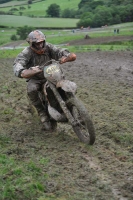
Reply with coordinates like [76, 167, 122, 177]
[68, 35, 133, 45]
[0, 36, 133, 200]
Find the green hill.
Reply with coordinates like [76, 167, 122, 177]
[0, 0, 80, 28]
[0, 0, 80, 17]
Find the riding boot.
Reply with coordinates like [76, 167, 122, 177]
[40, 111, 52, 131]
[35, 104, 52, 131]
[27, 85, 52, 131]
[28, 97, 52, 131]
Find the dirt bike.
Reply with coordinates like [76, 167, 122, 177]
[40, 60, 95, 145]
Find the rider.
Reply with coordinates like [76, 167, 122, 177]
[13, 30, 76, 131]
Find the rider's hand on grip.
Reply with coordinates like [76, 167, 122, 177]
[21, 66, 42, 78]
[59, 53, 76, 64]
[30, 66, 42, 72]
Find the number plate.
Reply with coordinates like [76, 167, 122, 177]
[44, 64, 60, 75]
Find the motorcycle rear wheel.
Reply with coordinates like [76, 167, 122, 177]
[71, 98, 95, 145]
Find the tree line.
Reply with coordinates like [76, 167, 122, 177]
[76, 0, 133, 27]
[46, 0, 133, 28]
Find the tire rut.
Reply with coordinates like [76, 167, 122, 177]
[82, 153, 128, 200]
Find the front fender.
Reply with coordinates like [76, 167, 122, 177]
[56, 80, 77, 94]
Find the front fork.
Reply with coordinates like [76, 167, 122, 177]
[48, 81, 77, 126]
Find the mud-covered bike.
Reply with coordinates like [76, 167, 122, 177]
[39, 60, 95, 145]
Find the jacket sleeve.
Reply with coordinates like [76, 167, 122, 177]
[13, 47, 31, 78]
[47, 43, 70, 60]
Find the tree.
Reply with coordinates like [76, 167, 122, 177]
[28, 0, 32, 4]
[19, 12, 23, 16]
[46, 4, 60, 17]
[112, 14, 121, 24]
[89, 0, 104, 9]
[94, 6, 112, 25]
[19, 6, 26, 10]
[109, 6, 121, 24]
[0, 0, 12, 3]
[78, 0, 92, 9]
[126, 4, 133, 21]
[80, 12, 93, 20]
[119, 4, 133, 22]
[77, 18, 92, 28]
[10, 34, 17, 41]
[16, 26, 33, 40]
[92, 13, 103, 27]
[9, 8, 18, 12]
[61, 9, 78, 18]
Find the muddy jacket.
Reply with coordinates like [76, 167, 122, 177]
[13, 42, 70, 79]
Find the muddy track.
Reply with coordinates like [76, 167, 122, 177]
[68, 35, 133, 45]
[0, 50, 133, 199]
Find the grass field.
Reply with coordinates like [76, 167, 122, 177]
[0, 15, 79, 28]
[0, 0, 40, 7]
[0, 0, 80, 16]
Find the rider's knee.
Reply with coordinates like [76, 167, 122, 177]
[27, 84, 38, 94]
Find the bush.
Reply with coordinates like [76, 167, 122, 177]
[10, 34, 17, 41]
[9, 8, 18, 12]
[16, 26, 33, 40]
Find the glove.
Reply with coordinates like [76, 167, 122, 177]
[59, 53, 76, 64]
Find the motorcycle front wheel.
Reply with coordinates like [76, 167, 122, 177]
[71, 98, 95, 145]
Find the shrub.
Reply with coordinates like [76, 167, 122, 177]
[10, 34, 17, 41]
[16, 26, 33, 40]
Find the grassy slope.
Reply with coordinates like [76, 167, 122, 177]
[0, 0, 80, 28]
[0, 0, 28, 7]
[0, 15, 79, 28]
[0, 0, 80, 16]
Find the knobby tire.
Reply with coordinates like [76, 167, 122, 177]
[70, 97, 95, 145]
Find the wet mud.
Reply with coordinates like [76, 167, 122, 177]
[0, 43, 133, 199]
